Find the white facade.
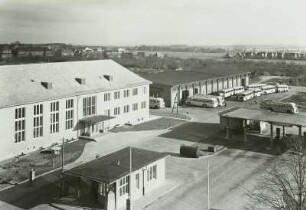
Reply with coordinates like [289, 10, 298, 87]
[115, 158, 166, 210]
[0, 60, 151, 160]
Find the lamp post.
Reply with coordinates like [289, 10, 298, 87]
[60, 138, 65, 197]
[207, 158, 210, 210]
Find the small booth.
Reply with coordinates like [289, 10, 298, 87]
[62, 147, 167, 210]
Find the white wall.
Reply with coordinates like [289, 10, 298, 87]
[115, 158, 166, 210]
[0, 84, 150, 160]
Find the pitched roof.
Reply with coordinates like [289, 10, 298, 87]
[0, 60, 151, 108]
[64, 147, 168, 183]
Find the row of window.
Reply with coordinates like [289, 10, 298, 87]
[14, 95, 147, 143]
[103, 87, 147, 102]
[112, 101, 147, 116]
[118, 164, 157, 197]
[14, 99, 74, 143]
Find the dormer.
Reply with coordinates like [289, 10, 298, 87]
[75, 77, 86, 85]
[103, 75, 113, 82]
[41, 82, 53, 89]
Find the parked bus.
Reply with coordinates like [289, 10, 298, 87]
[237, 90, 254, 101]
[276, 84, 289, 93]
[186, 94, 219, 108]
[261, 85, 276, 95]
[253, 88, 262, 97]
[260, 100, 298, 114]
[233, 86, 245, 95]
[247, 83, 266, 91]
[149, 97, 165, 109]
[218, 88, 234, 98]
[199, 94, 226, 107]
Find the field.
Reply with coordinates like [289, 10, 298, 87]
[143, 50, 225, 60]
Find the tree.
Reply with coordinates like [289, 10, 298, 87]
[246, 136, 306, 210]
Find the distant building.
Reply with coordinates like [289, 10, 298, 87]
[118, 48, 126, 54]
[141, 69, 250, 107]
[63, 147, 167, 210]
[0, 60, 151, 160]
[1, 47, 12, 60]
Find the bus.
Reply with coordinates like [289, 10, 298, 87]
[199, 94, 226, 107]
[247, 83, 266, 91]
[233, 86, 245, 95]
[253, 88, 262, 97]
[186, 94, 219, 108]
[260, 100, 298, 114]
[276, 84, 289, 93]
[149, 97, 165, 109]
[261, 85, 276, 95]
[218, 88, 234, 98]
[237, 90, 254, 101]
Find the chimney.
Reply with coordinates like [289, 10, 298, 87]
[103, 75, 113, 82]
[41, 82, 53, 89]
[75, 78, 86, 85]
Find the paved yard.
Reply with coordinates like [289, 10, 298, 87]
[1, 86, 306, 210]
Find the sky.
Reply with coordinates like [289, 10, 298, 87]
[0, 0, 306, 46]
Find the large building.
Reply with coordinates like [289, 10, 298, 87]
[0, 60, 151, 160]
[141, 69, 250, 107]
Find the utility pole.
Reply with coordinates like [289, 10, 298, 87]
[127, 146, 132, 210]
[60, 138, 65, 197]
[207, 158, 210, 210]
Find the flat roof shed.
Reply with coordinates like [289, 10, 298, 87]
[220, 108, 306, 127]
[220, 107, 306, 142]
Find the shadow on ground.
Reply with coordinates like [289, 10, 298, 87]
[159, 122, 281, 155]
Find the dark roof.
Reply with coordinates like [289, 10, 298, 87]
[64, 147, 168, 183]
[220, 107, 306, 127]
[140, 70, 249, 86]
[140, 71, 217, 86]
[79, 115, 114, 124]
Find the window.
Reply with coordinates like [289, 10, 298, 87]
[141, 101, 146, 109]
[132, 88, 138, 96]
[147, 165, 157, 182]
[83, 96, 96, 117]
[132, 103, 138, 111]
[15, 107, 26, 143]
[143, 86, 147, 94]
[124, 105, 130, 113]
[114, 107, 120, 116]
[119, 176, 129, 196]
[104, 109, 110, 117]
[124, 89, 130, 98]
[135, 173, 140, 189]
[50, 101, 59, 134]
[114, 91, 120, 99]
[104, 93, 111, 101]
[33, 104, 43, 138]
[65, 99, 74, 130]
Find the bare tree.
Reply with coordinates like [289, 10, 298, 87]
[246, 136, 306, 210]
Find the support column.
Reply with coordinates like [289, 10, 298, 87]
[243, 120, 247, 142]
[283, 126, 285, 138]
[298, 126, 302, 136]
[77, 177, 81, 198]
[206, 81, 208, 94]
[270, 123, 274, 145]
[225, 118, 231, 139]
